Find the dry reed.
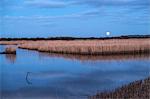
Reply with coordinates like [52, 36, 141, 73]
[0, 40, 31, 45]
[0, 47, 17, 54]
[18, 38, 150, 55]
[90, 77, 150, 99]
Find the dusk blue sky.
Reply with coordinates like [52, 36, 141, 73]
[0, 0, 150, 38]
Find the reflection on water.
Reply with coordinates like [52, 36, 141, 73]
[26, 72, 32, 85]
[0, 47, 150, 99]
[5, 54, 16, 63]
[39, 52, 150, 62]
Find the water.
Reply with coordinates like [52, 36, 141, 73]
[0, 45, 150, 99]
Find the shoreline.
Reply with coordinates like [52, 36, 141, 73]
[0, 35, 150, 41]
[90, 77, 150, 99]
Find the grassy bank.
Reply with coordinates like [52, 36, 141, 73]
[90, 77, 150, 99]
[18, 38, 150, 55]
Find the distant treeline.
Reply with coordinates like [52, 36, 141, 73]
[0, 35, 150, 41]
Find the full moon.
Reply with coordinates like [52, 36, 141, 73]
[106, 32, 110, 36]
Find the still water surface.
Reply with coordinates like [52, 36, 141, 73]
[0, 45, 150, 99]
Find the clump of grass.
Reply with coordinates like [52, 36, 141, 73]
[18, 38, 150, 55]
[2, 47, 16, 54]
[90, 77, 150, 99]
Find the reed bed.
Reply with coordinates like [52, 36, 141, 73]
[18, 38, 150, 55]
[90, 77, 150, 99]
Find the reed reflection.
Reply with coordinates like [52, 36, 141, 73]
[38, 52, 150, 62]
[5, 54, 16, 63]
[26, 72, 32, 85]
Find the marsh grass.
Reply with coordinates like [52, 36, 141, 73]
[0, 46, 17, 54]
[5, 47, 16, 54]
[0, 40, 32, 45]
[18, 39, 150, 55]
[90, 77, 150, 99]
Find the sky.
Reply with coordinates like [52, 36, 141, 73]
[0, 0, 150, 38]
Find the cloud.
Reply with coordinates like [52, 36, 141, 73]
[71, 0, 150, 7]
[23, 0, 150, 12]
[80, 10, 101, 16]
[25, 0, 69, 8]
[3, 9, 101, 20]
